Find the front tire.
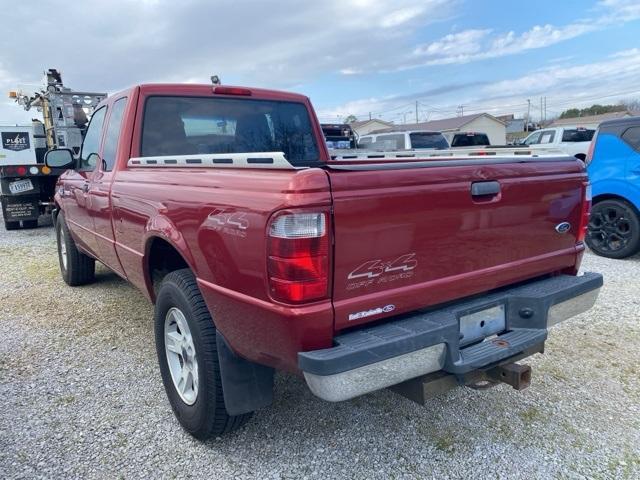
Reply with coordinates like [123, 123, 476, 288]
[4, 220, 20, 231]
[56, 212, 96, 285]
[154, 269, 252, 439]
[586, 199, 640, 259]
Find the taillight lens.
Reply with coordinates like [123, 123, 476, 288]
[577, 182, 591, 243]
[267, 211, 330, 303]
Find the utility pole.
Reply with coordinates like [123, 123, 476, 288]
[369, 112, 372, 121]
[457, 105, 465, 117]
[540, 97, 544, 126]
[544, 97, 547, 123]
[526, 99, 531, 132]
[415, 101, 419, 124]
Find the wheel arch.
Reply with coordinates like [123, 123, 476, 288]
[144, 235, 194, 302]
[592, 193, 640, 215]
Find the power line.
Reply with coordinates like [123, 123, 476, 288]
[319, 87, 640, 123]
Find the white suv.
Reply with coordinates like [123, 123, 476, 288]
[358, 130, 449, 150]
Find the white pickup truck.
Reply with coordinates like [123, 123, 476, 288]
[519, 127, 595, 160]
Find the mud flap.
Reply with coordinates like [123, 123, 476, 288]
[216, 331, 274, 416]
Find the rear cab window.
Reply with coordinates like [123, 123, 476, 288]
[562, 129, 595, 142]
[450, 133, 489, 148]
[410, 132, 449, 149]
[140, 96, 320, 167]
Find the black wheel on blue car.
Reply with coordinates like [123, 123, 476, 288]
[154, 268, 252, 439]
[586, 199, 640, 259]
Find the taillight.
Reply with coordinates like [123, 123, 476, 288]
[267, 211, 330, 303]
[214, 86, 252, 96]
[577, 182, 591, 243]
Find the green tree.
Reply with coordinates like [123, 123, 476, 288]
[344, 114, 358, 124]
[559, 103, 626, 119]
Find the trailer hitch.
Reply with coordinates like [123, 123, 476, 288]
[484, 363, 532, 391]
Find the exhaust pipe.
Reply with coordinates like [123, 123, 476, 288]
[485, 363, 532, 391]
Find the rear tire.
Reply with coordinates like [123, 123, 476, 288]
[4, 221, 20, 231]
[22, 219, 38, 229]
[56, 212, 96, 285]
[586, 199, 640, 259]
[155, 269, 252, 439]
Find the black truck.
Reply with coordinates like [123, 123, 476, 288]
[321, 123, 357, 149]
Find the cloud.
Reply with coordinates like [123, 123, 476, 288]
[321, 49, 640, 122]
[482, 48, 640, 99]
[389, 0, 640, 70]
[598, 0, 640, 21]
[412, 29, 489, 58]
[0, 0, 455, 123]
[403, 22, 597, 68]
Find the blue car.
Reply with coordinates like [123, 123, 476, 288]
[586, 116, 640, 258]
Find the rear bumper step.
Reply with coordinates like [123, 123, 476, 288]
[299, 272, 602, 402]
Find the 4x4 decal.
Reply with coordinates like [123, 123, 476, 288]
[347, 253, 417, 290]
[204, 208, 249, 238]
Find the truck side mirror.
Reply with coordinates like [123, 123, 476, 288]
[45, 148, 75, 169]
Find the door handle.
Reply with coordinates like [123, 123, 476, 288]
[471, 181, 500, 197]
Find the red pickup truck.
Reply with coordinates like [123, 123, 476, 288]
[45, 83, 602, 439]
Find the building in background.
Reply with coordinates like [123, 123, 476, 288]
[349, 119, 395, 136]
[369, 113, 506, 145]
[497, 114, 528, 144]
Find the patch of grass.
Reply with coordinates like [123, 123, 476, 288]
[54, 395, 76, 406]
[23, 256, 59, 281]
[434, 435, 455, 452]
[519, 406, 541, 425]
[607, 449, 640, 479]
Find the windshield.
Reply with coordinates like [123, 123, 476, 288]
[451, 133, 490, 147]
[141, 96, 320, 166]
[523, 132, 542, 145]
[409, 132, 448, 149]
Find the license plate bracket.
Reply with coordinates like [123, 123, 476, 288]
[8, 178, 34, 194]
[459, 304, 506, 347]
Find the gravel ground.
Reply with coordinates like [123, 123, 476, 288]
[1, 212, 639, 480]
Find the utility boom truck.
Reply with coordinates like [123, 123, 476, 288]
[0, 69, 105, 230]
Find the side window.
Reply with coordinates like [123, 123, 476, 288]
[101, 98, 128, 171]
[621, 127, 640, 152]
[540, 131, 555, 144]
[80, 106, 107, 170]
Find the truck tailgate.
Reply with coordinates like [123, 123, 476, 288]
[327, 157, 587, 331]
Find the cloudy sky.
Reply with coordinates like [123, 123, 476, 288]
[1, 0, 639, 125]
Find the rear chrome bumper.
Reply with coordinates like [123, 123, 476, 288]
[299, 272, 603, 402]
[304, 344, 447, 402]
